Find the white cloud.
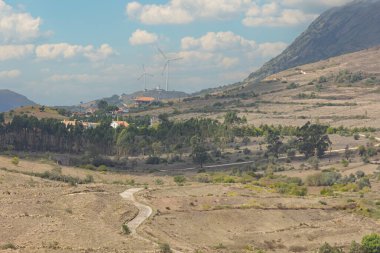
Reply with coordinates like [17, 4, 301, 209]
[0, 44, 34, 61]
[84, 44, 115, 61]
[35, 43, 114, 61]
[126, 0, 252, 25]
[282, 0, 352, 8]
[126, 0, 351, 26]
[243, 3, 317, 27]
[177, 31, 287, 71]
[129, 29, 158, 45]
[0, 0, 42, 42]
[181, 31, 256, 52]
[0, 69, 21, 78]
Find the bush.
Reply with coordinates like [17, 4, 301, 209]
[356, 170, 365, 178]
[243, 148, 251, 155]
[272, 182, 307, 196]
[159, 243, 172, 253]
[306, 171, 342, 186]
[349, 241, 364, 253]
[341, 159, 349, 167]
[287, 82, 299, 89]
[122, 224, 131, 235]
[1, 243, 17, 250]
[362, 233, 380, 253]
[146, 156, 160, 165]
[11, 156, 19, 166]
[320, 188, 334, 196]
[155, 179, 164, 185]
[357, 177, 371, 190]
[174, 175, 186, 185]
[318, 243, 343, 253]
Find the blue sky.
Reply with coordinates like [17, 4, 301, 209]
[0, 0, 352, 105]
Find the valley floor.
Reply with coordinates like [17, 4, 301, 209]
[1, 153, 380, 252]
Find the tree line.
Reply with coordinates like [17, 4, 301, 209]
[0, 112, 372, 161]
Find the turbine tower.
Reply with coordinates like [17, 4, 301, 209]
[157, 47, 182, 91]
[138, 64, 153, 91]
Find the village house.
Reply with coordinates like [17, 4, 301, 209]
[110, 121, 129, 129]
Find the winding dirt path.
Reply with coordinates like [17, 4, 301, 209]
[120, 188, 183, 253]
[120, 188, 152, 235]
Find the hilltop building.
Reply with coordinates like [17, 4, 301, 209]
[134, 96, 155, 106]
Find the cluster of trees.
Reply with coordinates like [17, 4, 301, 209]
[265, 122, 331, 159]
[0, 115, 115, 154]
[0, 112, 337, 165]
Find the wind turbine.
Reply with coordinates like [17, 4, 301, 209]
[157, 47, 182, 92]
[138, 64, 153, 91]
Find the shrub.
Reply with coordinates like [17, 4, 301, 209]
[287, 82, 299, 89]
[1, 243, 16, 250]
[341, 159, 349, 167]
[318, 243, 343, 253]
[11, 156, 19, 166]
[159, 243, 172, 253]
[318, 76, 328, 83]
[174, 175, 186, 185]
[356, 170, 365, 178]
[349, 241, 364, 253]
[272, 182, 307, 196]
[362, 233, 380, 253]
[320, 188, 334, 196]
[155, 179, 164, 185]
[122, 224, 131, 235]
[196, 174, 211, 183]
[146, 156, 160, 165]
[357, 177, 371, 190]
[243, 148, 251, 155]
[306, 171, 342, 186]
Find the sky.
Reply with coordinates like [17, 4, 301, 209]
[0, 0, 353, 105]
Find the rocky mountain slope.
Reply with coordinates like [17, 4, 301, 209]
[246, 0, 380, 82]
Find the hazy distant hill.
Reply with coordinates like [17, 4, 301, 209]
[0, 89, 36, 112]
[76, 89, 189, 110]
[246, 0, 380, 82]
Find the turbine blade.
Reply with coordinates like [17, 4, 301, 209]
[138, 74, 144, 80]
[157, 46, 167, 59]
[169, 57, 183, 62]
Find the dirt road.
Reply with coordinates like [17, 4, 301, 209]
[120, 188, 152, 235]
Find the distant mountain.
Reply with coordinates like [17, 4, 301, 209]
[0, 89, 36, 112]
[246, 0, 380, 82]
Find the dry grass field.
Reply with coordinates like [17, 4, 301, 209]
[1, 152, 380, 253]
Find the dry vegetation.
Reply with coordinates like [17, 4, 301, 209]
[2, 47, 380, 253]
[129, 47, 380, 129]
[1, 150, 380, 252]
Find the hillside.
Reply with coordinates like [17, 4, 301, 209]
[76, 89, 189, 110]
[246, 0, 380, 82]
[0, 89, 36, 112]
[128, 46, 380, 128]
